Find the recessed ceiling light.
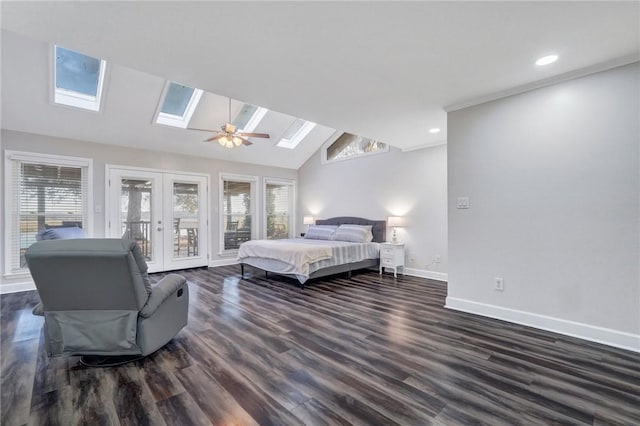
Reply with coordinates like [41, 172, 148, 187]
[429, 128, 441, 134]
[535, 55, 558, 66]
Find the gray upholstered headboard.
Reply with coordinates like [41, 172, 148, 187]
[315, 217, 386, 242]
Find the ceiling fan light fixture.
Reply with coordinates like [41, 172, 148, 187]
[232, 136, 243, 147]
[218, 135, 234, 149]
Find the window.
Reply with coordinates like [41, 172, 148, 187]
[219, 174, 257, 252]
[155, 81, 203, 128]
[5, 151, 92, 275]
[264, 179, 295, 240]
[53, 45, 106, 111]
[233, 104, 268, 132]
[277, 119, 316, 149]
[322, 132, 389, 163]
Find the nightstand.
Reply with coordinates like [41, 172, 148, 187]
[379, 242, 405, 278]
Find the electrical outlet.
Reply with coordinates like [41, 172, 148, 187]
[435, 255, 441, 263]
[456, 197, 470, 209]
[494, 277, 504, 291]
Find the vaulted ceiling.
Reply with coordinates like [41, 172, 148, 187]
[1, 2, 638, 169]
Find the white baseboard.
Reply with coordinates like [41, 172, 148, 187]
[445, 297, 640, 353]
[0, 280, 36, 294]
[209, 258, 239, 268]
[404, 267, 448, 282]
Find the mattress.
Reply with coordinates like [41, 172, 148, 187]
[238, 238, 380, 283]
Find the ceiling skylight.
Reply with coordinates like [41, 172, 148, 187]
[54, 45, 106, 111]
[277, 119, 316, 149]
[233, 104, 268, 132]
[155, 81, 203, 128]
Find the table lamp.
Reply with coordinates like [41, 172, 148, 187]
[303, 216, 314, 232]
[387, 216, 404, 243]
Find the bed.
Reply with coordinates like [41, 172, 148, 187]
[238, 217, 386, 287]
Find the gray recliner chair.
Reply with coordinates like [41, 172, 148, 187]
[26, 239, 188, 365]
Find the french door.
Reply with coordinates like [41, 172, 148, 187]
[106, 166, 208, 273]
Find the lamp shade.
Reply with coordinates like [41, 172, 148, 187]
[387, 216, 404, 227]
[303, 215, 315, 225]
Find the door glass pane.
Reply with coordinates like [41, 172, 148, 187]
[173, 182, 199, 258]
[120, 179, 152, 260]
[223, 180, 252, 250]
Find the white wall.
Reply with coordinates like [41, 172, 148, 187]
[1, 129, 297, 290]
[298, 144, 448, 281]
[447, 63, 640, 351]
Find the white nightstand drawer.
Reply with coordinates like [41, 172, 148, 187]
[381, 257, 395, 266]
[379, 242, 405, 278]
[381, 247, 395, 256]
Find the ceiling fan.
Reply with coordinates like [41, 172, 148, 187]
[188, 98, 269, 148]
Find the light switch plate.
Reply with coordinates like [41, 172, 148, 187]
[456, 197, 470, 209]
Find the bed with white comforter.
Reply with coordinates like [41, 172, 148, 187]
[238, 238, 380, 283]
[237, 217, 386, 286]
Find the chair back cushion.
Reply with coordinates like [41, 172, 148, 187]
[26, 239, 150, 311]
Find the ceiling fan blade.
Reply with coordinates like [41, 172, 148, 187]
[239, 137, 253, 146]
[187, 127, 217, 132]
[239, 132, 270, 138]
[204, 134, 224, 142]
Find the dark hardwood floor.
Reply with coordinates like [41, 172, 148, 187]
[1, 266, 639, 425]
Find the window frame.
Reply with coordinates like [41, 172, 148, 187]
[277, 119, 317, 149]
[52, 45, 107, 112]
[218, 173, 259, 255]
[4, 150, 94, 277]
[321, 131, 390, 164]
[262, 177, 296, 240]
[154, 81, 204, 129]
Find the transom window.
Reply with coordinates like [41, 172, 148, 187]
[53, 45, 106, 111]
[277, 119, 316, 149]
[323, 132, 389, 163]
[233, 104, 268, 132]
[155, 81, 203, 128]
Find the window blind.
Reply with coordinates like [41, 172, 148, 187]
[222, 180, 252, 250]
[265, 182, 293, 240]
[9, 158, 89, 272]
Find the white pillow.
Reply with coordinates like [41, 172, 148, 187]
[304, 225, 338, 240]
[332, 224, 373, 243]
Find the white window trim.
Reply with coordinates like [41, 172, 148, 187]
[320, 131, 390, 164]
[262, 177, 296, 239]
[154, 81, 204, 129]
[4, 151, 94, 278]
[52, 45, 107, 112]
[218, 173, 259, 256]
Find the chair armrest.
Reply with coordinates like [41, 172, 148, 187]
[32, 302, 44, 316]
[140, 274, 187, 318]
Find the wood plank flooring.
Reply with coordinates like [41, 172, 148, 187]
[1, 266, 639, 425]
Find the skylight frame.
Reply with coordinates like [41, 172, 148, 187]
[52, 45, 107, 112]
[277, 119, 317, 149]
[236, 106, 268, 133]
[155, 81, 203, 129]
